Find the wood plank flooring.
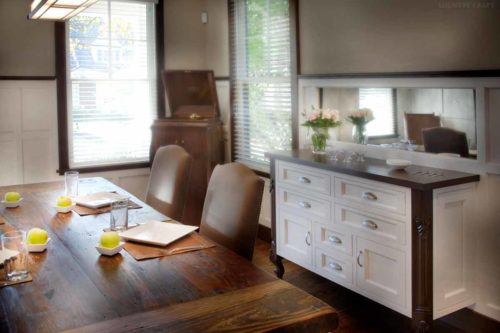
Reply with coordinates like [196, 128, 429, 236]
[252, 239, 500, 333]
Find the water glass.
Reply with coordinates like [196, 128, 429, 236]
[110, 197, 129, 232]
[65, 171, 79, 197]
[2, 230, 29, 281]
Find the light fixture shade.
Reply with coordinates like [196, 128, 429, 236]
[28, 0, 98, 20]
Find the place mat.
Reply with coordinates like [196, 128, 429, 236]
[123, 232, 215, 261]
[0, 273, 33, 288]
[73, 200, 142, 216]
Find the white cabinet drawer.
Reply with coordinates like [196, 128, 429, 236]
[276, 210, 312, 269]
[313, 223, 352, 256]
[277, 188, 331, 221]
[334, 176, 408, 217]
[315, 247, 353, 287]
[334, 204, 406, 246]
[277, 161, 332, 195]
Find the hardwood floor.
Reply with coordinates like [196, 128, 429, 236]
[252, 239, 500, 333]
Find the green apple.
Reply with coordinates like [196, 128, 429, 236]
[56, 195, 72, 207]
[27, 228, 48, 245]
[5, 192, 21, 202]
[99, 231, 120, 248]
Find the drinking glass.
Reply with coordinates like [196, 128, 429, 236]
[110, 197, 129, 232]
[2, 230, 29, 281]
[65, 171, 79, 197]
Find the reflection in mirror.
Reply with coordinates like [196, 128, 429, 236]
[320, 87, 476, 159]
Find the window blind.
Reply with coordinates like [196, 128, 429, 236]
[230, 0, 292, 172]
[359, 88, 396, 137]
[67, 0, 157, 168]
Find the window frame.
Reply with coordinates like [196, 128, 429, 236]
[358, 87, 398, 139]
[228, 0, 299, 176]
[55, 0, 164, 175]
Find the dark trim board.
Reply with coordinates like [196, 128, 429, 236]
[57, 162, 150, 176]
[0, 76, 56, 80]
[299, 70, 500, 79]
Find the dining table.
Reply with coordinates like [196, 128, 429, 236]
[0, 177, 338, 332]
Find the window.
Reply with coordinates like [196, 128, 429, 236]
[66, 0, 157, 168]
[359, 88, 397, 137]
[229, 0, 295, 172]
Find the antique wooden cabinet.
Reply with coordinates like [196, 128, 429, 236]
[268, 150, 480, 331]
[151, 70, 224, 226]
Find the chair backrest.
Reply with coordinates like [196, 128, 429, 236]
[146, 145, 192, 221]
[422, 127, 470, 157]
[404, 113, 441, 145]
[200, 163, 264, 261]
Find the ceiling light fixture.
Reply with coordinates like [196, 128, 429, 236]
[28, 0, 98, 21]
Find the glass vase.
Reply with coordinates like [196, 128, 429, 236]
[310, 126, 330, 154]
[352, 124, 367, 145]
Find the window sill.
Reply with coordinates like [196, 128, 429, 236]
[57, 162, 150, 175]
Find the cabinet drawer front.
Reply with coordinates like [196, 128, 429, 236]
[335, 205, 406, 246]
[314, 223, 352, 256]
[356, 237, 407, 308]
[276, 211, 312, 268]
[334, 177, 407, 217]
[315, 248, 353, 286]
[277, 162, 331, 195]
[277, 188, 331, 221]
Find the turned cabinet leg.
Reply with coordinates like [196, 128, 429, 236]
[269, 240, 285, 279]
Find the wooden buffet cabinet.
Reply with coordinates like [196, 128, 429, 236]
[150, 70, 224, 226]
[268, 150, 480, 331]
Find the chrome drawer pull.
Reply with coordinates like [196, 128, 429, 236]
[298, 201, 311, 209]
[328, 262, 342, 271]
[328, 235, 342, 244]
[362, 192, 378, 201]
[357, 251, 364, 267]
[305, 232, 312, 246]
[362, 219, 378, 230]
[298, 176, 311, 184]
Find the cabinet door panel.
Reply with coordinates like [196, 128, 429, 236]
[277, 210, 312, 269]
[356, 237, 406, 308]
[180, 126, 207, 157]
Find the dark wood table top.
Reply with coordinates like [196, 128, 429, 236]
[268, 149, 480, 191]
[0, 177, 337, 333]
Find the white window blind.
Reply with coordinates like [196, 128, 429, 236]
[359, 88, 396, 137]
[230, 0, 292, 172]
[67, 0, 156, 168]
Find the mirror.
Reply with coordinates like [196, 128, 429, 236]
[318, 87, 476, 159]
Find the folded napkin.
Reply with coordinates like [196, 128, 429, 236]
[73, 200, 142, 216]
[123, 232, 215, 261]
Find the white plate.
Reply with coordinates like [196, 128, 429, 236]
[386, 159, 412, 170]
[119, 220, 198, 247]
[96, 242, 124, 256]
[74, 192, 127, 209]
[1, 198, 23, 208]
[54, 203, 76, 213]
[28, 238, 51, 252]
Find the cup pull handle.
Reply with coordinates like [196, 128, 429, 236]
[357, 251, 364, 267]
[298, 201, 311, 209]
[328, 235, 342, 244]
[305, 232, 312, 246]
[328, 262, 342, 271]
[299, 176, 311, 184]
[362, 219, 378, 230]
[362, 192, 378, 201]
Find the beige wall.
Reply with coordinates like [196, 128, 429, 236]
[0, 0, 55, 76]
[300, 0, 500, 74]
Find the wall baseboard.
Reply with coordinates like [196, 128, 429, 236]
[257, 224, 271, 243]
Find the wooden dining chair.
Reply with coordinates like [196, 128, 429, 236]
[404, 113, 441, 145]
[199, 163, 264, 261]
[146, 145, 193, 221]
[422, 127, 470, 157]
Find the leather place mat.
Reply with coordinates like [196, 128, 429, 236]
[0, 273, 33, 288]
[123, 232, 215, 261]
[73, 200, 142, 216]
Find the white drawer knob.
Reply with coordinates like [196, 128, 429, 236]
[362, 192, 378, 201]
[298, 201, 311, 209]
[362, 219, 378, 230]
[328, 262, 342, 271]
[298, 176, 311, 184]
[328, 235, 342, 244]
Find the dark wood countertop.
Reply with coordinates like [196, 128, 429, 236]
[267, 150, 480, 191]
